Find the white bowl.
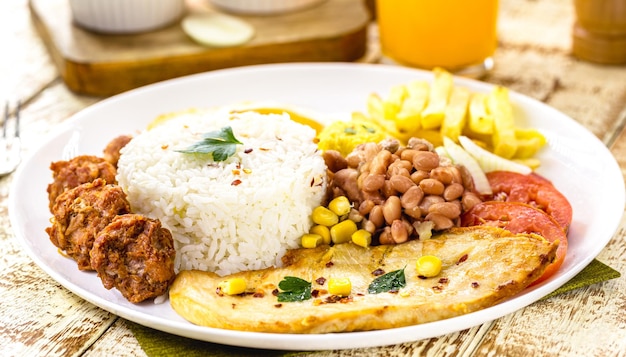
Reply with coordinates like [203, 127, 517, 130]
[209, 0, 326, 15]
[69, 0, 186, 34]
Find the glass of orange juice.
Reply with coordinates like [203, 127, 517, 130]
[376, 0, 499, 77]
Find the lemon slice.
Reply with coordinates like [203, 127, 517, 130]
[181, 13, 255, 47]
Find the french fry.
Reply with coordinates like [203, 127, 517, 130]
[513, 128, 547, 159]
[383, 85, 408, 121]
[468, 93, 494, 134]
[421, 68, 453, 129]
[441, 86, 470, 142]
[487, 86, 518, 159]
[395, 80, 429, 136]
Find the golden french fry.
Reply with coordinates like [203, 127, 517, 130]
[487, 86, 517, 159]
[421, 68, 453, 129]
[468, 93, 494, 134]
[441, 86, 470, 142]
[395, 81, 429, 135]
[383, 85, 408, 121]
[367, 93, 385, 120]
[513, 128, 547, 159]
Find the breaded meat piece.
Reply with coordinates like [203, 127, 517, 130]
[47, 155, 117, 212]
[46, 178, 131, 270]
[103, 135, 132, 168]
[90, 214, 176, 303]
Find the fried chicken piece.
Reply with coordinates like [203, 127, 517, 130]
[103, 135, 132, 168]
[46, 178, 131, 270]
[90, 214, 176, 303]
[47, 155, 117, 212]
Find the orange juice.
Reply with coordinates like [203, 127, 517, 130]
[376, 0, 499, 72]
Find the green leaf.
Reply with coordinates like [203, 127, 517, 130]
[277, 276, 312, 302]
[176, 126, 243, 162]
[344, 127, 357, 135]
[367, 267, 406, 294]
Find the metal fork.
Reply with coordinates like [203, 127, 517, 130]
[0, 101, 21, 176]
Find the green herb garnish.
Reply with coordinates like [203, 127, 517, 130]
[176, 126, 242, 161]
[344, 127, 357, 135]
[367, 267, 406, 294]
[277, 276, 312, 302]
[362, 125, 376, 134]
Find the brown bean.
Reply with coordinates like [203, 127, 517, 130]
[419, 178, 445, 195]
[379, 227, 394, 245]
[369, 205, 384, 227]
[400, 185, 424, 209]
[370, 150, 392, 175]
[362, 173, 386, 192]
[458, 165, 475, 190]
[400, 149, 418, 163]
[425, 212, 454, 230]
[381, 180, 397, 198]
[362, 219, 377, 234]
[331, 169, 361, 203]
[443, 183, 465, 201]
[382, 196, 402, 225]
[428, 202, 461, 219]
[412, 151, 440, 171]
[430, 166, 459, 185]
[403, 206, 422, 219]
[407, 137, 433, 151]
[461, 191, 483, 211]
[358, 199, 375, 215]
[419, 195, 445, 213]
[362, 190, 385, 205]
[348, 208, 363, 222]
[389, 175, 415, 193]
[389, 159, 413, 175]
[388, 165, 411, 178]
[390, 220, 408, 244]
[410, 170, 430, 184]
[322, 150, 348, 173]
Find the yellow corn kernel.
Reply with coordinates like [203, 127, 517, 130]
[312, 206, 339, 226]
[330, 219, 358, 244]
[328, 196, 351, 216]
[310, 225, 331, 245]
[351, 229, 372, 248]
[217, 278, 247, 295]
[301, 233, 323, 248]
[328, 278, 352, 296]
[416, 255, 443, 278]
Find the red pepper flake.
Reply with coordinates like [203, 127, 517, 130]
[417, 275, 428, 280]
[231, 179, 242, 186]
[312, 289, 321, 298]
[253, 291, 265, 298]
[231, 303, 236, 309]
[325, 261, 334, 268]
[438, 277, 449, 284]
[272, 289, 279, 296]
[244, 148, 253, 154]
[372, 268, 385, 276]
[457, 254, 468, 264]
[432, 286, 443, 292]
[161, 144, 169, 150]
[472, 282, 480, 288]
[274, 304, 283, 308]
[315, 277, 326, 285]
[325, 295, 352, 304]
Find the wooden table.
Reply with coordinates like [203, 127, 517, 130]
[2, 0, 625, 355]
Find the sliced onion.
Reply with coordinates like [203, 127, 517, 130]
[442, 137, 492, 195]
[458, 136, 531, 174]
[181, 13, 255, 48]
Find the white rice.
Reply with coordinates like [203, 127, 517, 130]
[116, 110, 327, 276]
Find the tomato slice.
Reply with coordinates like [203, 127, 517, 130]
[484, 171, 573, 232]
[461, 201, 567, 285]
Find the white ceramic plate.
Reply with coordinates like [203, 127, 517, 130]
[10, 63, 624, 351]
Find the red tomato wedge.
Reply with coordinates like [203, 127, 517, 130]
[461, 201, 567, 285]
[484, 171, 573, 232]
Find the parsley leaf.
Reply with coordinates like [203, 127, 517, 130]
[367, 267, 406, 294]
[176, 126, 242, 161]
[277, 276, 312, 302]
[344, 127, 357, 135]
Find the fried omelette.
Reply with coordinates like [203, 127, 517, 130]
[169, 226, 558, 334]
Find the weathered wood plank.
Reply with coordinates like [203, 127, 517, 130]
[84, 319, 147, 357]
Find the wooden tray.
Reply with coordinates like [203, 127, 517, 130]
[29, 0, 371, 96]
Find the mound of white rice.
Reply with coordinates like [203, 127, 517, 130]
[116, 110, 327, 276]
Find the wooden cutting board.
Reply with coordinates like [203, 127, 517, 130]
[29, 0, 371, 97]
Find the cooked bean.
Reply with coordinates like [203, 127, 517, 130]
[390, 220, 408, 243]
[358, 199, 375, 215]
[389, 175, 415, 193]
[407, 137, 433, 151]
[362, 190, 385, 205]
[382, 196, 402, 225]
[362, 219, 377, 234]
[322, 150, 348, 173]
[429, 166, 458, 185]
[428, 202, 461, 219]
[388, 165, 411, 178]
[412, 151, 439, 171]
[419, 178, 445, 195]
[425, 212, 454, 230]
[400, 149, 418, 163]
[381, 180, 397, 198]
[378, 227, 394, 245]
[332, 169, 361, 203]
[403, 206, 422, 219]
[348, 208, 363, 222]
[410, 170, 430, 184]
[400, 185, 424, 209]
[369, 205, 384, 227]
[443, 183, 465, 201]
[362, 173, 385, 192]
[461, 191, 483, 211]
[388, 159, 413, 175]
[370, 150, 392, 175]
[419, 195, 445, 213]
